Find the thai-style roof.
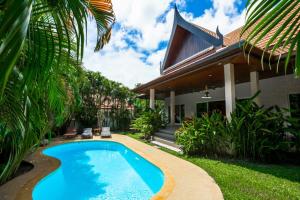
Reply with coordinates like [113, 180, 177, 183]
[224, 27, 244, 46]
[133, 5, 297, 95]
[161, 5, 224, 72]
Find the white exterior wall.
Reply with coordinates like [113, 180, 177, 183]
[165, 74, 300, 118]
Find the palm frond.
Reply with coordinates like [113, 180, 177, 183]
[0, 0, 115, 96]
[242, 0, 300, 75]
[0, 0, 33, 95]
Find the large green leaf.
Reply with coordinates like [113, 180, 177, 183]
[242, 0, 300, 75]
[0, 0, 32, 96]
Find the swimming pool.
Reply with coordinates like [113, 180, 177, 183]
[32, 141, 164, 200]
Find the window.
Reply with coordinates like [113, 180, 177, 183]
[196, 100, 225, 117]
[289, 94, 300, 118]
[196, 102, 208, 118]
[209, 101, 225, 115]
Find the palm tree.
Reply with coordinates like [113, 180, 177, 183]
[0, 0, 115, 183]
[0, 57, 84, 183]
[0, 0, 115, 95]
[242, 0, 299, 74]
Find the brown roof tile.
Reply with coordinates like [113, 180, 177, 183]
[224, 27, 244, 46]
[223, 3, 299, 56]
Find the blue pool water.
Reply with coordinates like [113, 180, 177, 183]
[32, 141, 164, 200]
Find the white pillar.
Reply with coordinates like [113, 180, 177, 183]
[224, 63, 236, 120]
[250, 71, 260, 105]
[170, 90, 175, 125]
[149, 88, 155, 109]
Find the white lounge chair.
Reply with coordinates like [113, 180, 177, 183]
[81, 128, 93, 139]
[101, 127, 111, 138]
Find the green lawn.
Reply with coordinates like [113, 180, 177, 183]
[125, 133, 300, 200]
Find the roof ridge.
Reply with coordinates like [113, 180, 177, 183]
[224, 26, 244, 37]
[174, 6, 222, 40]
[190, 23, 219, 39]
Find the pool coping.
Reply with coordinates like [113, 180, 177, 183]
[0, 134, 223, 200]
[38, 140, 174, 200]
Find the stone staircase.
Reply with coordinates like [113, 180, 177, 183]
[154, 128, 176, 141]
[152, 126, 182, 153]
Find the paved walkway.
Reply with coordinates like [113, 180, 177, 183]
[0, 134, 223, 200]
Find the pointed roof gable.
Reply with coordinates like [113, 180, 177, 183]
[161, 6, 224, 72]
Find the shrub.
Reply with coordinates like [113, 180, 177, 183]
[229, 98, 299, 162]
[131, 109, 165, 140]
[285, 111, 300, 153]
[175, 118, 203, 155]
[176, 112, 229, 155]
[176, 93, 300, 163]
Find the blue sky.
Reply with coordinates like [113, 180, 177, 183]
[185, 0, 246, 17]
[83, 0, 247, 88]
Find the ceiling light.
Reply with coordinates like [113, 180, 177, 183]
[202, 85, 212, 99]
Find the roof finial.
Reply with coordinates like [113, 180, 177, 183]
[216, 26, 224, 45]
[174, 3, 178, 10]
[174, 3, 179, 15]
[173, 3, 183, 22]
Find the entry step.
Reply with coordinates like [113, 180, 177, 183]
[151, 136, 182, 153]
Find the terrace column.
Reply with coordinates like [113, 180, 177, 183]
[170, 90, 175, 126]
[149, 88, 155, 109]
[250, 71, 261, 105]
[224, 63, 236, 121]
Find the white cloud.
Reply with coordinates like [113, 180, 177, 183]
[181, 0, 246, 34]
[111, 0, 176, 50]
[83, 0, 246, 88]
[83, 48, 160, 88]
[146, 48, 167, 67]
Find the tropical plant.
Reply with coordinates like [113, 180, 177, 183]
[176, 93, 300, 162]
[0, 60, 83, 183]
[176, 112, 229, 155]
[242, 0, 300, 74]
[76, 70, 135, 130]
[229, 100, 287, 161]
[0, 0, 115, 95]
[0, 0, 115, 184]
[285, 110, 300, 153]
[77, 71, 101, 126]
[131, 109, 165, 140]
[176, 119, 202, 155]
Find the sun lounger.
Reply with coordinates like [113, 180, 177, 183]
[81, 128, 93, 139]
[101, 127, 111, 138]
[63, 128, 77, 139]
